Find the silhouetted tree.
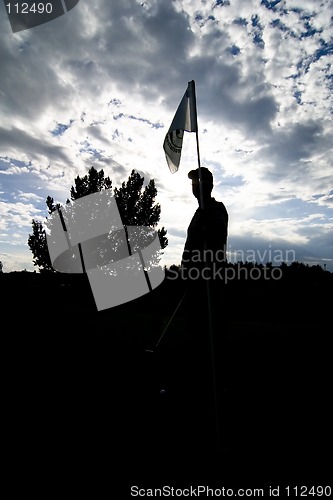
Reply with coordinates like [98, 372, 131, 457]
[27, 220, 54, 273]
[0, 261, 3, 273]
[28, 167, 168, 272]
[114, 170, 168, 249]
[70, 167, 112, 200]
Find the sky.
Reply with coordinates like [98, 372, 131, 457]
[0, 0, 332, 274]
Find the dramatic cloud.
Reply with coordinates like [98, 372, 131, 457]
[0, 0, 332, 273]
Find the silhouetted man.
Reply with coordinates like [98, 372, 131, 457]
[181, 167, 228, 277]
[180, 167, 229, 453]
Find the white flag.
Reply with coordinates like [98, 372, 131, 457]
[163, 80, 198, 173]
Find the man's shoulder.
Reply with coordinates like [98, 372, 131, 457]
[210, 198, 228, 214]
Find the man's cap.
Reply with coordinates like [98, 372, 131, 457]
[188, 167, 213, 184]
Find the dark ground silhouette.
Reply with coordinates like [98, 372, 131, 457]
[2, 264, 332, 494]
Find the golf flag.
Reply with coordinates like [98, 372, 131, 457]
[163, 80, 198, 173]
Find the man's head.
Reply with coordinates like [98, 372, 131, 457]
[188, 167, 213, 201]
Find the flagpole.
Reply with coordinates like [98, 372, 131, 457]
[190, 80, 205, 211]
[190, 80, 221, 455]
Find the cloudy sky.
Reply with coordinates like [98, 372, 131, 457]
[0, 0, 332, 274]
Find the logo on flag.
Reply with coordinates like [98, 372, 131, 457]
[163, 80, 198, 173]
